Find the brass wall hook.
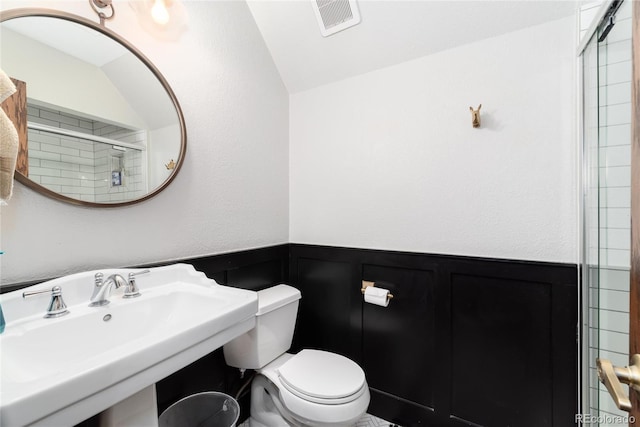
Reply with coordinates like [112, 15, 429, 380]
[469, 104, 482, 128]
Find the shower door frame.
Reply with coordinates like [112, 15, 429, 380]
[629, 0, 639, 419]
[579, 0, 639, 421]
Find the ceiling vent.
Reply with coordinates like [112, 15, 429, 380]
[312, 0, 361, 37]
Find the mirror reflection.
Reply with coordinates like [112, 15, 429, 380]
[0, 13, 185, 206]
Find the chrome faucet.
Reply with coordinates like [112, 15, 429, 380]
[124, 270, 149, 298]
[89, 273, 127, 307]
[89, 270, 150, 306]
[23, 286, 69, 318]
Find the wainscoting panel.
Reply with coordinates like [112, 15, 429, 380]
[292, 257, 361, 361]
[183, 244, 289, 291]
[362, 264, 436, 411]
[450, 273, 553, 426]
[289, 244, 578, 427]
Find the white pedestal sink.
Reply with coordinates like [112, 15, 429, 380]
[98, 385, 159, 427]
[0, 264, 258, 427]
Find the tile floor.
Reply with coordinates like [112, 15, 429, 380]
[238, 413, 395, 427]
[355, 414, 397, 427]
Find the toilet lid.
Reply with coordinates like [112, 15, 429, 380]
[277, 349, 365, 400]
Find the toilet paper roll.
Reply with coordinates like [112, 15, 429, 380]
[364, 286, 390, 307]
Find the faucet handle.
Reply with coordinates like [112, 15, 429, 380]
[94, 272, 104, 286]
[124, 269, 149, 298]
[129, 269, 150, 278]
[23, 286, 69, 318]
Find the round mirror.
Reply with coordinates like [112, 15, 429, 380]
[0, 9, 186, 207]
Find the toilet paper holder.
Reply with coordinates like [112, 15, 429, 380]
[361, 280, 394, 301]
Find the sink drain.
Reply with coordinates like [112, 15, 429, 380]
[103, 314, 112, 322]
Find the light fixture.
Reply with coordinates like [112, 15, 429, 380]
[129, 0, 188, 41]
[151, 0, 170, 26]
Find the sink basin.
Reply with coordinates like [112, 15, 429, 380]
[0, 264, 258, 427]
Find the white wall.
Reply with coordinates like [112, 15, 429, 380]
[0, 0, 289, 285]
[290, 16, 577, 264]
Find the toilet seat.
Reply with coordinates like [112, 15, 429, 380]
[256, 350, 370, 426]
[277, 349, 367, 405]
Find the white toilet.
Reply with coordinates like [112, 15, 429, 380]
[223, 285, 370, 427]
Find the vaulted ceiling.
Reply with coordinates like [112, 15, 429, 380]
[246, 1, 579, 93]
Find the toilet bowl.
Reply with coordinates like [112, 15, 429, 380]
[223, 285, 370, 427]
[250, 351, 370, 427]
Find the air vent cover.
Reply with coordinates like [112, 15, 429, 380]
[312, 0, 361, 37]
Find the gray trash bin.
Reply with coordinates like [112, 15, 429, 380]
[159, 392, 239, 427]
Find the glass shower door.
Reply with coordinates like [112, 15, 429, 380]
[582, 0, 633, 424]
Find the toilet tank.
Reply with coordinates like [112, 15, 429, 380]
[223, 284, 301, 370]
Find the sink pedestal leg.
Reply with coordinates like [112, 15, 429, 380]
[98, 384, 159, 427]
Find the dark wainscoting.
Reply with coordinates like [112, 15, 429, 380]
[5, 243, 577, 427]
[289, 244, 578, 427]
